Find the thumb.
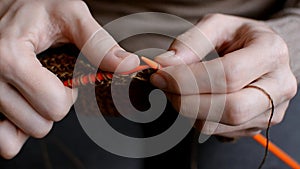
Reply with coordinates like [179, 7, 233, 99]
[154, 26, 214, 67]
[64, 2, 140, 72]
[154, 14, 259, 67]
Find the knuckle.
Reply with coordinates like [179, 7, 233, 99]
[0, 39, 34, 82]
[223, 61, 242, 92]
[270, 34, 289, 65]
[270, 103, 289, 126]
[278, 71, 298, 102]
[23, 1, 43, 11]
[244, 129, 262, 137]
[271, 114, 284, 126]
[285, 75, 297, 100]
[163, 66, 184, 93]
[176, 97, 199, 118]
[176, 30, 194, 45]
[44, 92, 71, 122]
[202, 13, 226, 21]
[224, 95, 248, 125]
[179, 107, 194, 118]
[0, 43, 15, 81]
[225, 76, 239, 92]
[30, 121, 53, 138]
[0, 125, 23, 159]
[169, 95, 182, 114]
[66, 0, 90, 16]
[54, 0, 92, 26]
[1, 145, 20, 159]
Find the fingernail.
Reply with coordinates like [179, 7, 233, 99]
[151, 74, 167, 89]
[155, 50, 175, 60]
[154, 50, 179, 66]
[115, 50, 137, 59]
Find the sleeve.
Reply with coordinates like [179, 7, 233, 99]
[266, 0, 300, 83]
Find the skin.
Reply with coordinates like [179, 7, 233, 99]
[151, 14, 298, 138]
[0, 0, 139, 159]
[0, 0, 297, 159]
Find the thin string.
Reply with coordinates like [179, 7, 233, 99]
[246, 85, 274, 169]
[190, 130, 200, 169]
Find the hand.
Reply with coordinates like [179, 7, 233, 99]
[0, 0, 139, 159]
[150, 14, 297, 138]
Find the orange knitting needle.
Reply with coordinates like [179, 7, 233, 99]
[253, 134, 300, 169]
[141, 56, 161, 69]
[120, 65, 150, 75]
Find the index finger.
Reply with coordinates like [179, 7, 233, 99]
[0, 41, 76, 122]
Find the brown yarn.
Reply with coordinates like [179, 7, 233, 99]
[38, 47, 157, 116]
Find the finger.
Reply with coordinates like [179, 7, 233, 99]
[151, 46, 270, 94]
[0, 1, 79, 121]
[1, 43, 77, 121]
[0, 120, 28, 159]
[222, 78, 289, 125]
[60, 1, 140, 72]
[195, 101, 288, 137]
[166, 75, 292, 125]
[194, 120, 262, 137]
[0, 0, 14, 18]
[152, 15, 287, 94]
[217, 128, 262, 138]
[151, 32, 285, 94]
[0, 82, 53, 138]
[154, 26, 214, 66]
[154, 14, 256, 66]
[151, 59, 227, 94]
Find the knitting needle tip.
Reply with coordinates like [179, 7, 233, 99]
[141, 56, 161, 70]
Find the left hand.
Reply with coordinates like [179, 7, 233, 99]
[0, 0, 139, 159]
[150, 14, 297, 138]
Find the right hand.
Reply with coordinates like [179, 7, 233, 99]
[151, 14, 297, 138]
[0, 0, 139, 159]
